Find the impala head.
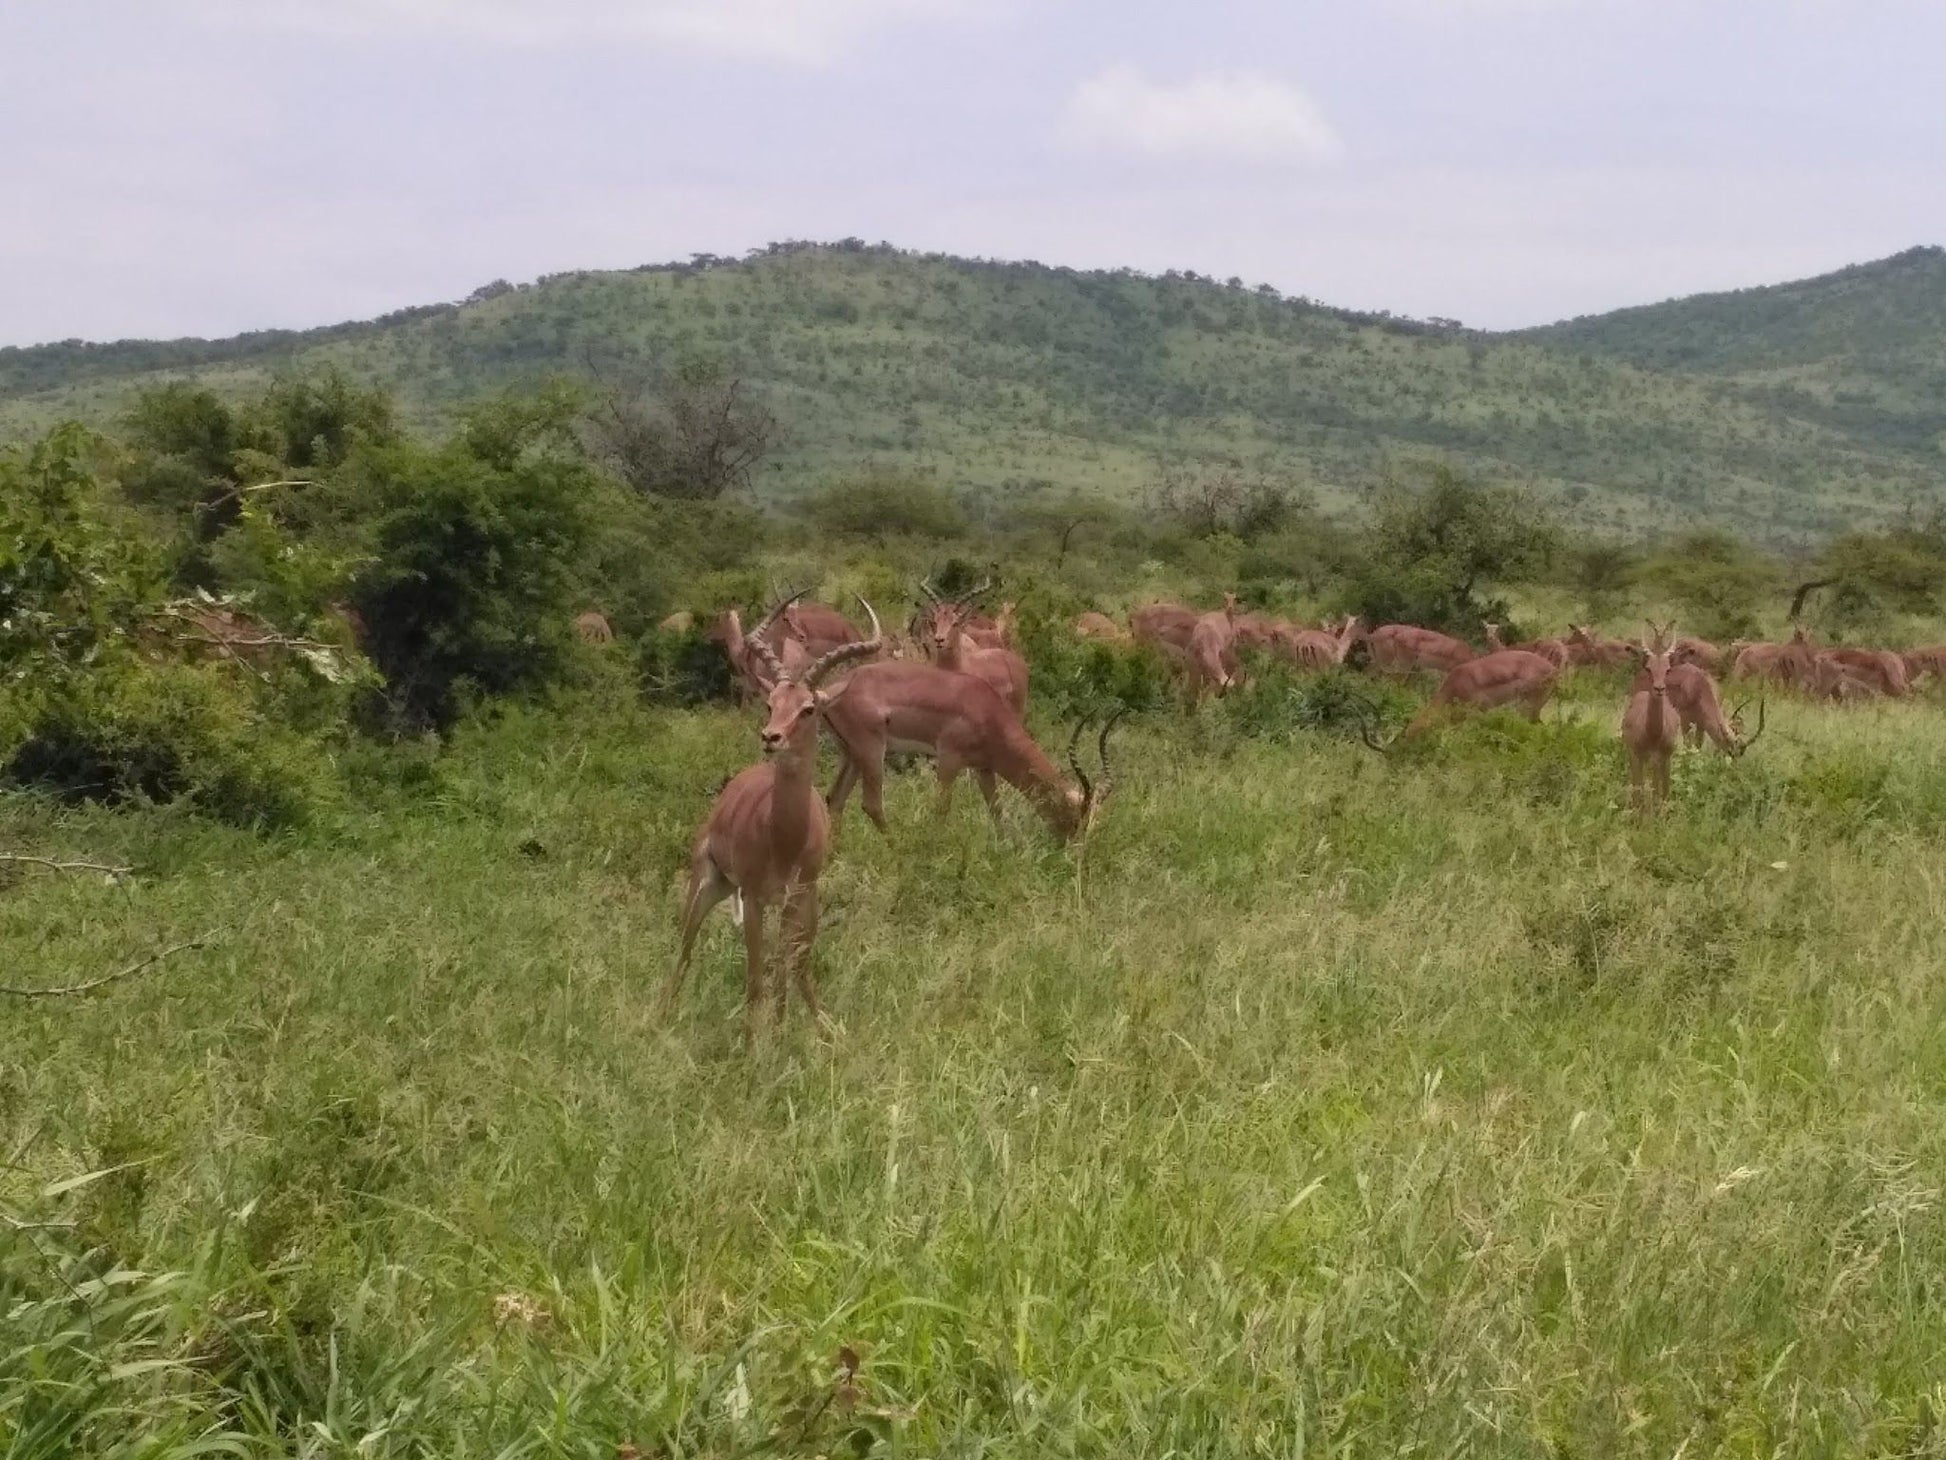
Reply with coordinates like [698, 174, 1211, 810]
[758, 597, 884, 754]
[1726, 694, 1767, 758]
[1222, 591, 1239, 621]
[1636, 620, 1678, 696]
[732, 588, 809, 692]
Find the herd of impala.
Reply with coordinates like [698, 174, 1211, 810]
[668, 581, 1938, 1032]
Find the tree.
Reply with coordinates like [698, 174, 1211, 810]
[1344, 465, 1558, 633]
[582, 357, 777, 501]
[333, 404, 596, 734]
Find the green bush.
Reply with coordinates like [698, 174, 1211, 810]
[5, 661, 333, 827]
[333, 423, 596, 735]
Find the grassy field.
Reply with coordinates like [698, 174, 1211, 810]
[8, 663, 1946, 1456]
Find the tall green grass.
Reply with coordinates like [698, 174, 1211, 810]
[7, 685, 1946, 1455]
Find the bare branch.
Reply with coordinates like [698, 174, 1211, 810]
[0, 937, 212, 999]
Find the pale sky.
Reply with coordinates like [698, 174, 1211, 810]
[3, 0, 1942, 345]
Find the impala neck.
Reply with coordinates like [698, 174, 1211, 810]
[769, 729, 820, 843]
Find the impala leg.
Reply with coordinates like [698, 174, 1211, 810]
[934, 752, 965, 818]
[827, 756, 859, 817]
[783, 880, 822, 1022]
[742, 896, 768, 1040]
[1654, 753, 1672, 813]
[974, 769, 1002, 824]
[857, 754, 891, 835]
[664, 858, 733, 1014]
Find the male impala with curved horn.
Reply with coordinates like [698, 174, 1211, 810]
[1621, 622, 1682, 813]
[665, 597, 885, 1031]
[820, 662, 1119, 841]
[921, 595, 1031, 717]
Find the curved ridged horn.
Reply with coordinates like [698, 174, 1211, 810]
[799, 597, 883, 688]
[1735, 694, 1767, 757]
[1091, 709, 1125, 807]
[1066, 717, 1095, 809]
[953, 575, 994, 608]
[747, 587, 809, 683]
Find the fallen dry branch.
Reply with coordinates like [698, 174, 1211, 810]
[0, 937, 211, 999]
[0, 854, 135, 878]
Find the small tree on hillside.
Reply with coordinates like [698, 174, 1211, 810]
[1344, 465, 1558, 634]
[582, 357, 776, 501]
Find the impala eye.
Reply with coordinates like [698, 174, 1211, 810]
[799, 704, 815, 718]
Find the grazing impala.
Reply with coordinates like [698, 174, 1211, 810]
[1370, 646, 1560, 744]
[1903, 645, 1946, 684]
[664, 598, 885, 1032]
[1820, 646, 1909, 698]
[1662, 663, 1765, 753]
[1621, 622, 1682, 814]
[1074, 611, 1127, 641]
[1566, 625, 1638, 670]
[921, 597, 1031, 716]
[1366, 624, 1474, 675]
[1485, 622, 1571, 669]
[1184, 594, 1242, 701]
[1732, 626, 1819, 689]
[1129, 601, 1198, 653]
[1281, 616, 1362, 670]
[574, 610, 615, 645]
[821, 663, 1119, 841]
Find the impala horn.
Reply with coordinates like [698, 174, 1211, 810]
[798, 597, 883, 688]
[1733, 694, 1767, 757]
[747, 586, 809, 684]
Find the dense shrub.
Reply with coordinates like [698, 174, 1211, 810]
[802, 468, 966, 542]
[333, 419, 596, 735]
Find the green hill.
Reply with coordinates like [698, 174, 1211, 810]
[5, 241, 1945, 540]
[1522, 245, 1946, 463]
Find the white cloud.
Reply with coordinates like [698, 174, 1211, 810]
[1059, 66, 1343, 166]
[172, 0, 959, 65]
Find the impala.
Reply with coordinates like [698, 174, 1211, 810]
[1903, 645, 1946, 683]
[1281, 615, 1362, 670]
[1074, 611, 1127, 641]
[1621, 622, 1681, 813]
[1367, 645, 1560, 745]
[1664, 663, 1765, 753]
[665, 598, 885, 1031]
[1565, 625, 1638, 670]
[1366, 624, 1474, 675]
[1819, 646, 1909, 697]
[574, 610, 615, 645]
[1184, 593, 1242, 701]
[821, 663, 1120, 841]
[1731, 627, 1818, 689]
[1670, 636, 1724, 672]
[921, 597, 1031, 716]
[1484, 622, 1571, 669]
[1129, 601, 1198, 653]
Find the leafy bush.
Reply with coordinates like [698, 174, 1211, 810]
[6, 661, 333, 827]
[640, 624, 738, 706]
[802, 468, 966, 542]
[333, 416, 596, 734]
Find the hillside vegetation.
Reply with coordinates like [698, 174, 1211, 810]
[7, 242, 1946, 539]
[1526, 245, 1946, 464]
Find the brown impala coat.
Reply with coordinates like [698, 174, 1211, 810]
[1073, 611, 1127, 641]
[821, 662, 1107, 840]
[1621, 624, 1682, 813]
[665, 600, 884, 1032]
[1401, 649, 1559, 737]
[923, 601, 1030, 717]
[1820, 646, 1909, 698]
[1129, 602, 1198, 652]
[1184, 596, 1241, 700]
[1367, 624, 1474, 674]
[1281, 616, 1362, 670]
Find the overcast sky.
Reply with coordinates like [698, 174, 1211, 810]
[4, 0, 1942, 345]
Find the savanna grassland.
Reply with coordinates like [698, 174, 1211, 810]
[11, 655, 1946, 1457]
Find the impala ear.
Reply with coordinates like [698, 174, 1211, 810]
[815, 679, 853, 712]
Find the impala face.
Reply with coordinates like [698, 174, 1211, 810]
[759, 680, 821, 755]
